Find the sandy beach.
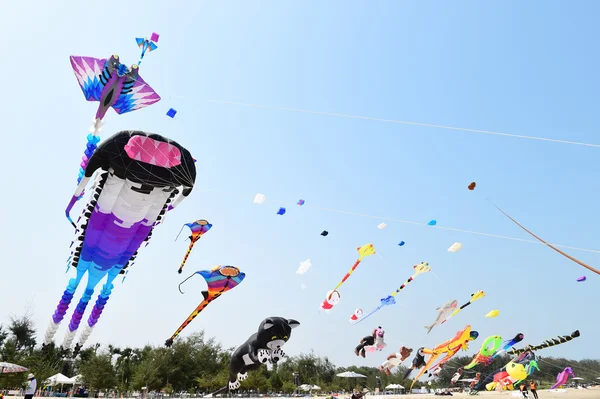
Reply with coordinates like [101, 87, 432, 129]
[398, 389, 600, 398]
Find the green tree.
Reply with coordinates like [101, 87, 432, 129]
[77, 350, 116, 393]
[8, 315, 36, 353]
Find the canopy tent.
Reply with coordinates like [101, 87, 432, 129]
[299, 384, 321, 391]
[337, 371, 367, 378]
[385, 384, 404, 389]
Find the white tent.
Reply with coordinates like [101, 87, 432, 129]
[385, 384, 404, 389]
[46, 373, 74, 386]
[69, 375, 83, 384]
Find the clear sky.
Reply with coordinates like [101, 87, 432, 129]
[1, 1, 599, 370]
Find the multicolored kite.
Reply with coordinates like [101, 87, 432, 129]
[352, 262, 430, 324]
[320, 244, 375, 311]
[175, 220, 213, 274]
[135, 33, 159, 65]
[166, 265, 246, 347]
[44, 131, 195, 354]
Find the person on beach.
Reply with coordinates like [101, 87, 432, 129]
[519, 382, 528, 398]
[24, 373, 36, 399]
[529, 380, 538, 399]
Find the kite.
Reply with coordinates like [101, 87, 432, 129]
[166, 108, 177, 118]
[354, 327, 386, 358]
[320, 244, 375, 311]
[448, 242, 462, 252]
[441, 290, 485, 324]
[349, 309, 363, 323]
[408, 325, 479, 389]
[468, 182, 476, 190]
[175, 220, 213, 274]
[508, 330, 580, 355]
[43, 131, 195, 354]
[493, 204, 600, 276]
[321, 230, 329, 236]
[577, 276, 586, 282]
[70, 50, 161, 189]
[135, 33, 159, 65]
[377, 223, 387, 229]
[165, 265, 245, 346]
[551, 367, 574, 389]
[404, 348, 427, 379]
[475, 352, 539, 391]
[464, 335, 502, 369]
[379, 346, 413, 376]
[485, 310, 499, 318]
[425, 300, 458, 334]
[491, 333, 524, 359]
[297, 199, 305, 206]
[450, 368, 463, 384]
[277, 207, 286, 215]
[253, 193, 266, 204]
[398, 241, 405, 246]
[428, 220, 437, 226]
[353, 262, 430, 324]
[296, 259, 312, 275]
[210, 317, 300, 393]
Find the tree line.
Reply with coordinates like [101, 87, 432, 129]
[1, 315, 599, 395]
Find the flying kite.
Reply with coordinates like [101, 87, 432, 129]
[349, 309, 363, 323]
[354, 327, 386, 358]
[352, 262, 430, 324]
[398, 241, 405, 246]
[485, 310, 499, 318]
[508, 330, 580, 355]
[468, 182, 476, 190]
[297, 199, 305, 206]
[253, 193, 266, 204]
[321, 230, 329, 236]
[296, 259, 312, 275]
[464, 335, 503, 369]
[491, 333, 525, 359]
[379, 346, 413, 376]
[320, 244, 375, 311]
[551, 367, 574, 389]
[43, 131, 195, 354]
[408, 325, 479, 389]
[277, 207, 286, 215]
[135, 33, 159, 65]
[377, 223, 387, 229]
[166, 108, 177, 118]
[448, 243, 462, 253]
[425, 300, 458, 334]
[441, 290, 485, 324]
[474, 351, 539, 391]
[70, 49, 161, 189]
[165, 265, 245, 346]
[175, 220, 212, 274]
[577, 276, 586, 282]
[428, 220, 437, 226]
[493, 204, 600, 276]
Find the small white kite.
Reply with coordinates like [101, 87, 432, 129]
[448, 242, 463, 253]
[296, 259, 312, 274]
[253, 193, 266, 204]
[377, 223, 387, 230]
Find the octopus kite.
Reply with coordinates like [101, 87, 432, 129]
[175, 219, 213, 274]
[165, 265, 245, 346]
[43, 131, 195, 354]
[409, 325, 479, 389]
[320, 244, 375, 311]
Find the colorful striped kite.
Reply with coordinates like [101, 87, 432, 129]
[165, 265, 245, 346]
[175, 220, 213, 274]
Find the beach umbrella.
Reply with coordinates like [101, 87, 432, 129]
[0, 362, 28, 373]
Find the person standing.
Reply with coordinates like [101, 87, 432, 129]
[519, 383, 528, 399]
[529, 380, 539, 399]
[24, 373, 37, 399]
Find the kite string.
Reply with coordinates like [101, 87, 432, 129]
[198, 99, 600, 149]
[194, 188, 600, 255]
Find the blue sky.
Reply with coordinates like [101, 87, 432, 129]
[1, 0, 599, 370]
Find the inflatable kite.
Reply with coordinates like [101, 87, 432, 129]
[577, 276, 586, 282]
[464, 335, 502, 369]
[441, 290, 485, 324]
[408, 325, 479, 389]
[354, 327, 386, 358]
[425, 299, 458, 334]
[477, 352, 539, 391]
[491, 333, 525, 359]
[135, 33, 159, 65]
[211, 317, 300, 393]
[485, 310, 499, 318]
[403, 347, 427, 379]
[468, 182, 476, 190]
[320, 244, 375, 311]
[379, 346, 413, 376]
[165, 265, 246, 347]
[175, 219, 213, 274]
[43, 131, 195, 353]
[493, 204, 600, 276]
[450, 368, 463, 384]
[349, 309, 363, 323]
[551, 367, 574, 389]
[508, 330, 580, 355]
[70, 49, 161, 191]
[353, 262, 430, 324]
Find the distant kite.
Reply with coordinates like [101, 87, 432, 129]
[468, 182, 476, 191]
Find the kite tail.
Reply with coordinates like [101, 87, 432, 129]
[508, 331, 580, 355]
[441, 302, 469, 324]
[177, 241, 195, 274]
[61, 287, 95, 349]
[333, 259, 362, 290]
[76, 282, 115, 351]
[353, 305, 382, 325]
[43, 279, 79, 345]
[165, 295, 213, 347]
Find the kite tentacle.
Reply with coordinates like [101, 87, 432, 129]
[178, 272, 197, 294]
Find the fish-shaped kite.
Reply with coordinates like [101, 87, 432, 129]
[353, 262, 430, 324]
[492, 203, 600, 276]
[165, 265, 245, 347]
[441, 290, 485, 324]
[320, 244, 375, 311]
[425, 300, 458, 334]
[175, 220, 213, 274]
